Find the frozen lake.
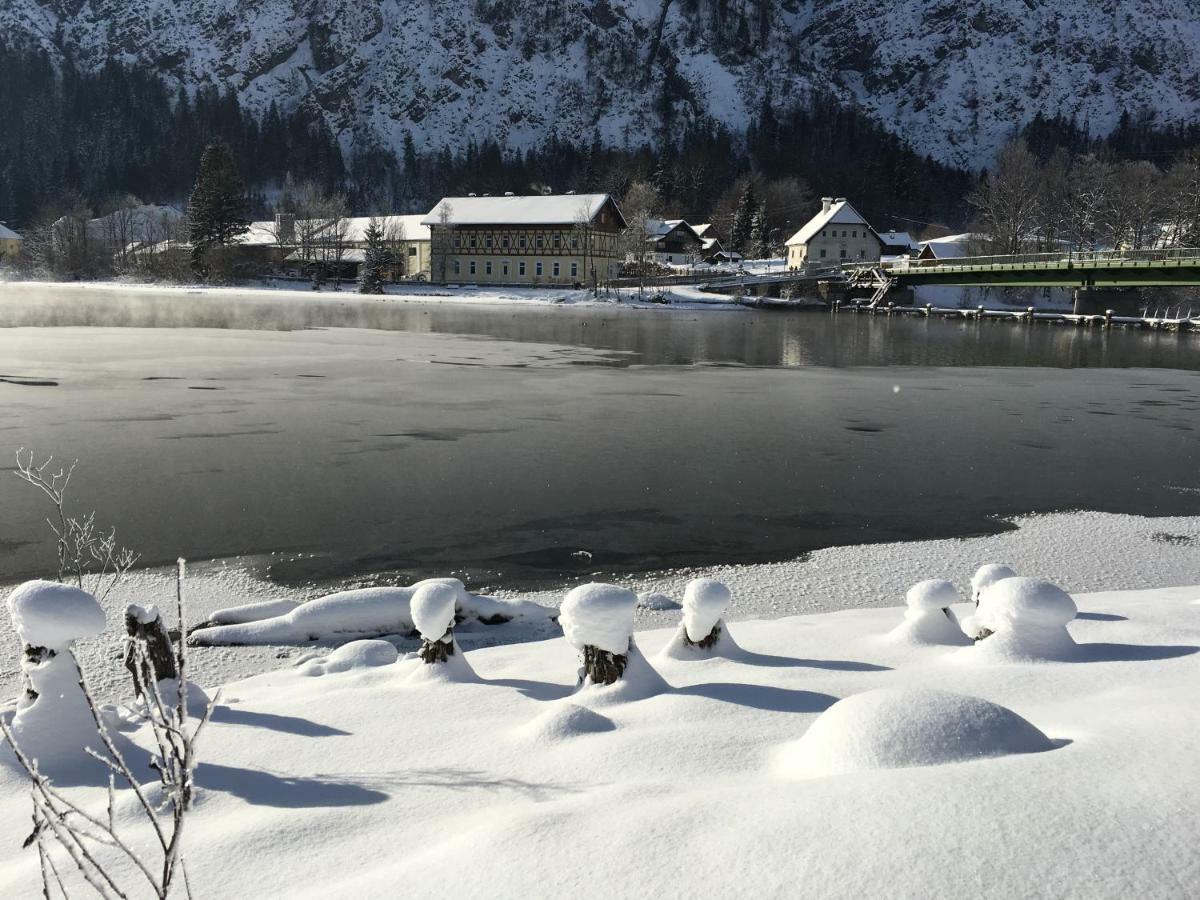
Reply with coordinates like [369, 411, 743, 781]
[2, 283, 1200, 592]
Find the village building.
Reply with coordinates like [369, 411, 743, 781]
[423, 193, 626, 286]
[280, 214, 432, 280]
[691, 223, 726, 262]
[877, 231, 918, 259]
[785, 198, 883, 271]
[0, 222, 21, 263]
[644, 219, 704, 266]
[916, 233, 977, 261]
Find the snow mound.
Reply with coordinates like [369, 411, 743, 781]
[682, 578, 731, 643]
[190, 578, 556, 646]
[208, 598, 301, 626]
[967, 578, 1079, 663]
[637, 592, 680, 611]
[559, 583, 637, 655]
[411, 583, 458, 641]
[971, 564, 1017, 603]
[781, 688, 1055, 778]
[516, 703, 615, 742]
[297, 640, 400, 677]
[7, 580, 106, 649]
[403, 644, 477, 685]
[887, 579, 971, 647]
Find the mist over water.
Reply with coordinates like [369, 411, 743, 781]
[2, 284, 1200, 591]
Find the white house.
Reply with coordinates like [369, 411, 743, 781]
[785, 198, 882, 271]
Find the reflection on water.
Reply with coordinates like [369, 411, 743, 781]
[1, 284, 1200, 590]
[4, 284, 1200, 369]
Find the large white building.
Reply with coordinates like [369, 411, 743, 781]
[785, 198, 882, 271]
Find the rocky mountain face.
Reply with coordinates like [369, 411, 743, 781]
[3, 0, 1199, 170]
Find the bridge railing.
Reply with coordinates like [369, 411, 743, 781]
[878, 247, 1200, 272]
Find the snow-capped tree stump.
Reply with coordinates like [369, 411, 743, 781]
[19, 644, 53, 702]
[967, 565, 1018, 641]
[124, 604, 178, 696]
[417, 628, 456, 664]
[581, 643, 627, 685]
[559, 584, 639, 687]
[411, 583, 461, 666]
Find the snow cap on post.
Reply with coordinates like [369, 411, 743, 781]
[410, 582, 459, 642]
[683, 578, 732, 643]
[7, 580, 106, 650]
[977, 578, 1077, 632]
[906, 579, 961, 612]
[971, 564, 1016, 601]
[559, 583, 637, 654]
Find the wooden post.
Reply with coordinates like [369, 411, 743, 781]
[124, 606, 178, 696]
[925, 303, 933, 317]
[1104, 309, 1113, 329]
[976, 305, 985, 320]
[683, 623, 722, 650]
[1026, 306, 1035, 323]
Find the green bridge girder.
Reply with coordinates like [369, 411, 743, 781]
[881, 254, 1200, 289]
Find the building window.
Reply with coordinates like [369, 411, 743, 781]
[502, 261, 509, 276]
[820, 249, 827, 259]
[519, 236, 527, 248]
[571, 262, 578, 277]
[486, 260, 492, 275]
[536, 236, 544, 248]
[553, 262, 560, 277]
[553, 235, 561, 248]
[858, 249, 865, 258]
[570, 237, 578, 249]
[453, 260, 460, 275]
[852, 230, 857, 238]
[485, 236, 493, 249]
[502, 236, 509, 248]
[408, 246, 417, 257]
[839, 249, 847, 259]
[536, 261, 543, 276]
[453, 237, 461, 248]
[469, 237, 476, 248]
[469, 261, 476, 275]
[519, 261, 526, 276]
[821, 230, 825, 237]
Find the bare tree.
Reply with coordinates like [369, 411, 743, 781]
[616, 180, 660, 271]
[1162, 152, 1200, 248]
[968, 139, 1042, 254]
[432, 202, 454, 283]
[382, 217, 408, 281]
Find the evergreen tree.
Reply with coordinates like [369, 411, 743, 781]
[750, 202, 770, 258]
[731, 180, 757, 253]
[357, 218, 390, 294]
[187, 141, 249, 272]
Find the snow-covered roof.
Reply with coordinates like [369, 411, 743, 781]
[422, 194, 620, 227]
[919, 233, 975, 259]
[692, 223, 715, 238]
[644, 219, 702, 242]
[878, 231, 916, 250]
[339, 214, 431, 243]
[785, 199, 875, 247]
[0, 223, 20, 240]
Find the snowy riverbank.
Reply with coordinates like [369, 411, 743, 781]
[0, 575, 1196, 897]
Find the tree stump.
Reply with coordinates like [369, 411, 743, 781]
[683, 623, 722, 650]
[418, 629, 455, 664]
[19, 645, 54, 703]
[124, 607, 178, 696]
[581, 644, 627, 685]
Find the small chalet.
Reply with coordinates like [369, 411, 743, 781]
[784, 198, 882, 271]
[877, 231, 918, 259]
[423, 193, 626, 286]
[645, 219, 704, 266]
[917, 233, 975, 261]
[692, 223, 727, 262]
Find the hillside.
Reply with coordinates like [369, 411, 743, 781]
[2, 0, 1199, 170]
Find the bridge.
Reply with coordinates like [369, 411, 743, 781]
[867, 247, 1200, 289]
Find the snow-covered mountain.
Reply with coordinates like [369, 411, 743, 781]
[3, 0, 1199, 169]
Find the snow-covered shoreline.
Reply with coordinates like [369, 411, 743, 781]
[0, 277, 746, 312]
[1, 576, 1196, 897]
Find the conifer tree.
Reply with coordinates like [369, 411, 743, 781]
[187, 141, 249, 273]
[357, 218, 390, 294]
[731, 180, 758, 253]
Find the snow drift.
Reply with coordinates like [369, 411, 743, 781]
[781, 688, 1056, 778]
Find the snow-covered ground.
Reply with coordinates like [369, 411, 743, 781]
[1, 570, 1196, 897]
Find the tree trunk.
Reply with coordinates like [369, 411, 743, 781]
[683, 623, 721, 650]
[124, 608, 178, 695]
[581, 644, 627, 685]
[19, 645, 53, 703]
[418, 629, 455, 664]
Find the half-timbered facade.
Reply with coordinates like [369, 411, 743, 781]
[423, 194, 627, 286]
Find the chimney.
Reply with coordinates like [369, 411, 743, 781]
[274, 213, 295, 244]
[821, 197, 833, 213]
